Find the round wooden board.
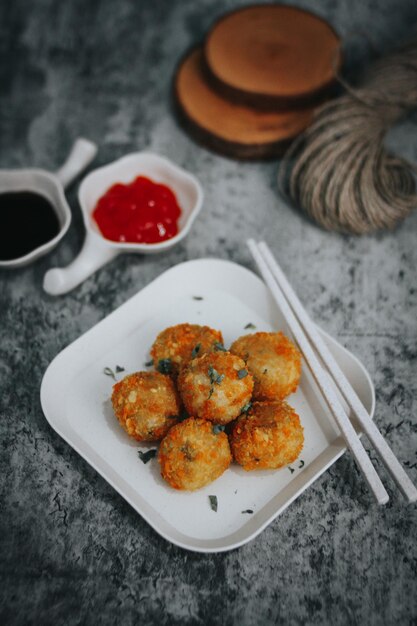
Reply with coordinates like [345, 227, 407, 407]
[174, 48, 315, 160]
[204, 4, 341, 109]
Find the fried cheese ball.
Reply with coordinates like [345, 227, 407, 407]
[158, 417, 232, 490]
[230, 401, 304, 471]
[177, 351, 254, 425]
[111, 371, 181, 442]
[150, 323, 223, 377]
[230, 331, 301, 401]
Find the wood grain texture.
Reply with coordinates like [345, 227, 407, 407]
[174, 47, 315, 159]
[204, 4, 342, 109]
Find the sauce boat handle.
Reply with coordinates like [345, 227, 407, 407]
[43, 231, 118, 295]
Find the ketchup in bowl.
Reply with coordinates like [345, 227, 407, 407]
[92, 176, 181, 244]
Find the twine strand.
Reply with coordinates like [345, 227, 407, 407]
[279, 39, 417, 234]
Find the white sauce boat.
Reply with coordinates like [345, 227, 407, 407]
[43, 152, 203, 296]
[0, 138, 97, 269]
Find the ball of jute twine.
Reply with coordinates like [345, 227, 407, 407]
[279, 39, 417, 235]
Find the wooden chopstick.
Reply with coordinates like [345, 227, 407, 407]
[247, 238, 390, 505]
[258, 240, 417, 503]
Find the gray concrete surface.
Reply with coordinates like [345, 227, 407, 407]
[1, 1, 417, 624]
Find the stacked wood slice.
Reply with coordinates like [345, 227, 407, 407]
[174, 5, 342, 160]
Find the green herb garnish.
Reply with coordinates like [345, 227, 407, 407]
[241, 509, 253, 514]
[191, 343, 201, 359]
[241, 402, 252, 414]
[208, 366, 225, 399]
[209, 495, 218, 512]
[103, 367, 116, 381]
[299, 460, 305, 468]
[244, 323, 256, 329]
[145, 359, 154, 367]
[115, 365, 125, 373]
[208, 366, 225, 385]
[212, 424, 226, 434]
[193, 296, 203, 301]
[138, 449, 157, 464]
[237, 369, 248, 379]
[178, 409, 189, 422]
[288, 466, 295, 474]
[157, 358, 172, 374]
[214, 342, 227, 352]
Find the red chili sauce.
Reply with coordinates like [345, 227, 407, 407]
[92, 176, 181, 244]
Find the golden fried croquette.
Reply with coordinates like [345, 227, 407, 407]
[177, 351, 254, 425]
[230, 401, 304, 471]
[158, 417, 232, 490]
[111, 371, 181, 442]
[230, 331, 301, 401]
[150, 323, 223, 377]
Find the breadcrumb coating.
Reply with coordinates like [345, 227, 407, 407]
[230, 401, 304, 471]
[112, 371, 181, 442]
[230, 331, 301, 400]
[178, 351, 254, 424]
[158, 417, 232, 490]
[150, 323, 223, 377]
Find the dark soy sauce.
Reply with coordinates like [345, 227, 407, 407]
[0, 191, 60, 260]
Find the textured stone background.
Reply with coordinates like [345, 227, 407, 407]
[1, 0, 417, 624]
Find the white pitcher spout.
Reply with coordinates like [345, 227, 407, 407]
[55, 138, 98, 189]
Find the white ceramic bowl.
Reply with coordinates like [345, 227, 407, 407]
[0, 139, 97, 269]
[43, 152, 203, 295]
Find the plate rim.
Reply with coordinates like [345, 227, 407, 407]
[40, 258, 375, 553]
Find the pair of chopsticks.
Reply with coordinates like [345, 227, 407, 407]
[248, 239, 417, 505]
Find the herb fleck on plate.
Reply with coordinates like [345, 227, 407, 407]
[193, 296, 204, 301]
[299, 460, 305, 468]
[288, 466, 295, 474]
[145, 359, 154, 367]
[244, 323, 256, 330]
[104, 366, 125, 381]
[241, 509, 254, 514]
[138, 449, 157, 464]
[209, 495, 218, 512]
[103, 367, 116, 381]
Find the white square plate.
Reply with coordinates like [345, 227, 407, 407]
[41, 259, 375, 553]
